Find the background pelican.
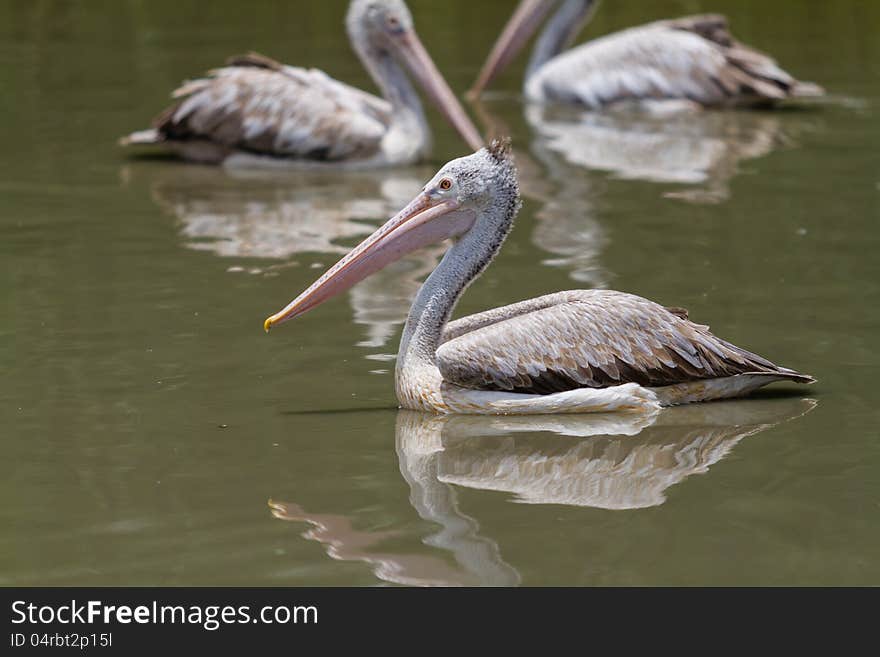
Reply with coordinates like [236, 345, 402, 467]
[120, 0, 482, 167]
[263, 140, 814, 415]
[469, 0, 823, 110]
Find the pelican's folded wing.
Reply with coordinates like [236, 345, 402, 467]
[154, 60, 389, 161]
[436, 290, 812, 394]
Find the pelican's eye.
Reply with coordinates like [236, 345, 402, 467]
[438, 178, 453, 191]
[386, 15, 401, 30]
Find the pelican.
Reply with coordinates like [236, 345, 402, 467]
[119, 0, 483, 167]
[263, 140, 814, 415]
[468, 0, 823, 110]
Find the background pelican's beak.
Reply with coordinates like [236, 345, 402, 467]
[397, 29, 485, 151]
[264, 193, 476, 331]
[467, 0, 551, 99]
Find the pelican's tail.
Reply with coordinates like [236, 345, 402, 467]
[790, 80, 825, 98]
[118, 128, 164, 147]
[761, 368, 816, 385]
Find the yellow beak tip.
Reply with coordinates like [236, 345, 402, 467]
[263, 317, 273, 333]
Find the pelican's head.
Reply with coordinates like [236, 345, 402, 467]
[348, 0, 415, 49]
[418, 136, 519, 213]
[263, 139, 519, 331]
[467, 0, 597, 99]
[347, 0, 483, 151]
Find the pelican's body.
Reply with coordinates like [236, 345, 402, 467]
[469, 0, 823, 110]
[264, 141, 814, 415]
[393, 290, 812, 415]
[120, 0, 482, 167]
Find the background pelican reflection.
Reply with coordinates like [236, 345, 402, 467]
[144, 165, 443, 352]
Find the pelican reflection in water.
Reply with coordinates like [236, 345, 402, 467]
[524, 104, 801, 203]
[142, 165, 443, 351]
[509, 137, 609, 286]
[469, 101, 795, 287]
[465, 101, 610, 286]
[474, 97, 804, 206]
[270, 398, 814, 585]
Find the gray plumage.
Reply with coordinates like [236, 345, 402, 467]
[529, 13, 824, 108]
[438, 290, 813, 395]
[148, 54, 390, 162]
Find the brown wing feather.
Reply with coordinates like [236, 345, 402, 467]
[223, 51, 285, 71]
[663, 14, 734, 48]
[664, 14, 824, 103]
[437, 290, 813, 394]
[152, 60, 388, 161]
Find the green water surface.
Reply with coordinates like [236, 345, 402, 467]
[1, 0, 878, 585]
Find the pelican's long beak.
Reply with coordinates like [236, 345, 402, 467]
[398, 30, 485, 152]
[263, 193, 476, 331]
[467, 0, 551, 99]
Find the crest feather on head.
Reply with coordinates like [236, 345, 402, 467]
[486, 137, 513, 164]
